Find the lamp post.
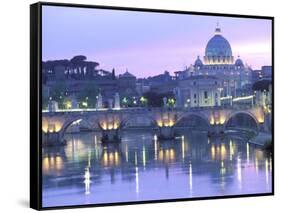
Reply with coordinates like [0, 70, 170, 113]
[140, 96, 147, 107]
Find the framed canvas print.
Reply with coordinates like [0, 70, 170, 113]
[30, 2, 274, 210]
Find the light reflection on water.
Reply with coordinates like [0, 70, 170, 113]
[42, 130, 272, 207]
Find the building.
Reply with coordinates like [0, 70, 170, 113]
[147, 71, 176, 94]
[118, 70, 137, 97]
[177, 24, 256, 107]
[42, 57, 139, 106]
[253, 80, 272, 109]
[178, 76, 222, 108]
[252, 66, 272, 83]
[136, 79, 151, 95]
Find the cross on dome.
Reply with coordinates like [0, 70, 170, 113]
[215, 22, 221, 35]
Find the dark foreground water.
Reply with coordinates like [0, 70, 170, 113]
[42, 130, 272, 207]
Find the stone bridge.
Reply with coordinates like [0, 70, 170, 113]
[42, 106, 269, 145]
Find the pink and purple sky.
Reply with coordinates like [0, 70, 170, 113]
[42, 5, 272, 78]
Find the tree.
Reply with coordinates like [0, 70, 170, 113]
[252, 80, 271, 91]
[143, 91, 175, 107]
[143, 92, 162, 107]
[112, 68, 116, 80]
[50, 83, 67, 100]
[70, 55, 87, 65]
[42, 86, 50, 109]
[76, 82, 98, 108]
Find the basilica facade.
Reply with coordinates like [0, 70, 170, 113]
[176, 25, 253, 108]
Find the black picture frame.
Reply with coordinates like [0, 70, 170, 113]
[30, 1, 274, 210]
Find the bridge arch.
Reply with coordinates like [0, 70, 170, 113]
[120, 113, 156, 129]
[224, 111, 259, 131]
[175, 112, 211, 130]
[60, 116, 99, 138]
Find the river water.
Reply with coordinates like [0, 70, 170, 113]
[42, 129, 272, 207]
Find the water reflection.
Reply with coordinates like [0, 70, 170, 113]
[42, 130, 272, 207]
[189, 161, 193, 196]
[84, 167, 91, 195]
[42, 147, 65, 175]
[101, 145, 121, 167]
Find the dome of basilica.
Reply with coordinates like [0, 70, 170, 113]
[205, 28, 232, 57]
[204, 25, 234, 65]
[235, 56, 244, 67]
[194, 56, 203, 67]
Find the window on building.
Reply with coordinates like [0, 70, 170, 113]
[193, 81, 196, 85]
[204, 91, 208, 99]
[194, 93, 197, 99]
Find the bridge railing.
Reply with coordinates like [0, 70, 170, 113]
[42, 104, 261, 115]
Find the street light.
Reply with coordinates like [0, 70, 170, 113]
[122, 97, 128, 103]
[168, 98, 175, 107]
[140, 96, 145, 102]
[65, 100, 72, 109]
[140, 96, 147, 107]
[82, 101, 88, 107]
